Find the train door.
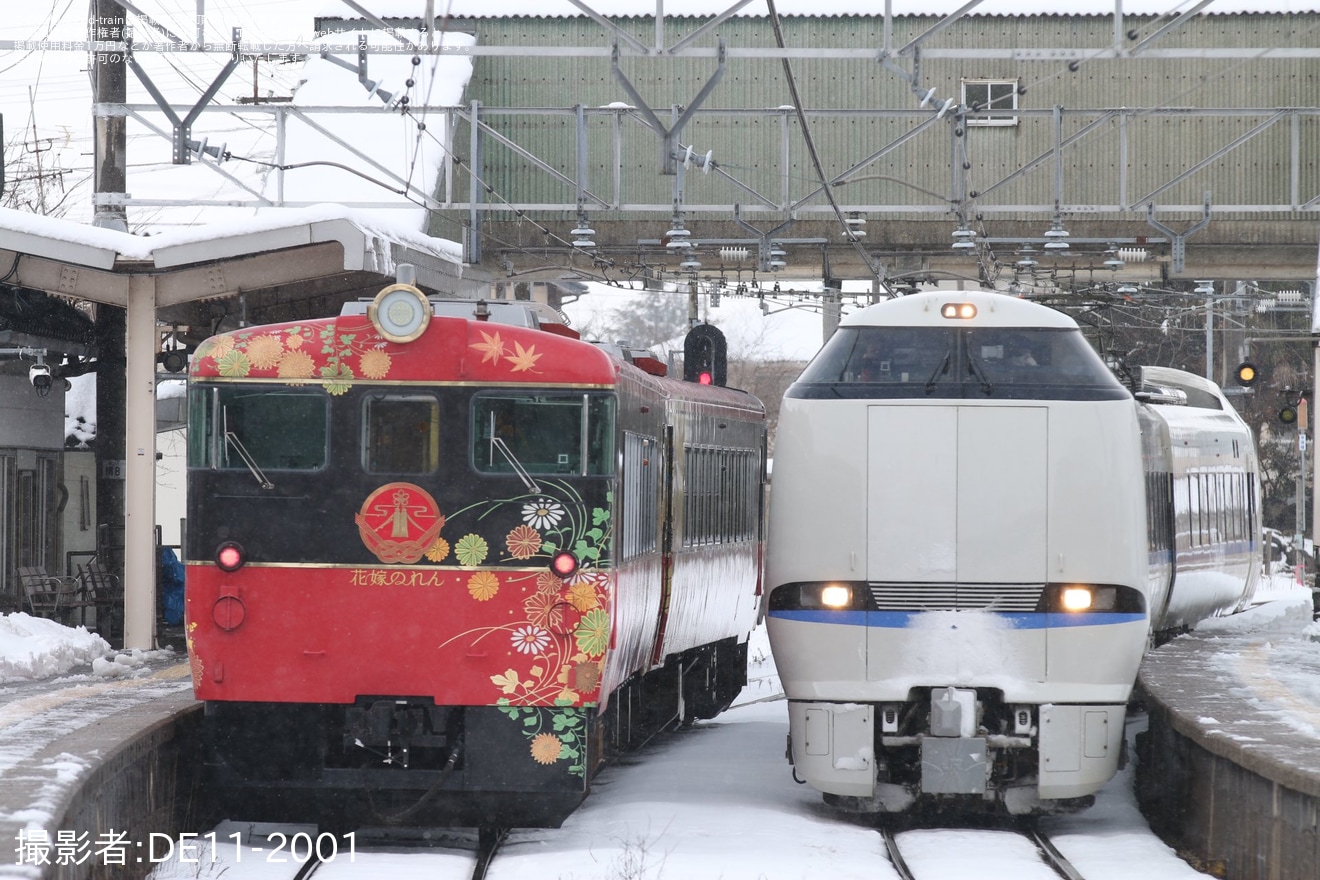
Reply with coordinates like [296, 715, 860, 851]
[866, 405, 1048, 584]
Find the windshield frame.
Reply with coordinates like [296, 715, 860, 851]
[470, 390, 617, 478]
[187, 385, 331, 472]
[789, 326, 1131, 401]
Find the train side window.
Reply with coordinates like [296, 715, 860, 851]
[621, 431, 659, 559]
[190, 386, 328, 471]
[683, 446, 711, 547]
[682, 443, 759, 547]
[1248, 473, 1258, 536]
[363, 394, 440, 474]
[1216, 474, 1226, 543]
[187, 387, 215, 467]
[1190, 475, 1201, 546]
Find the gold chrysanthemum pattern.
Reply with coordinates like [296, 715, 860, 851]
[191, 320, 395, 389]
[467, 571, 500, 601]
[529, 732, 563, 765]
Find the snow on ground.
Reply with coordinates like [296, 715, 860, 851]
[0, 613, 176, 684]
[0, 615, 109, 682]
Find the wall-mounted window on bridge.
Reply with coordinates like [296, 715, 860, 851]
[962, 79, 1019, 127]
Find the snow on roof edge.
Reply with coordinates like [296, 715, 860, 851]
[0, 204, 462, 270]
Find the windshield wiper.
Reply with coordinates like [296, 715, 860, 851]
[222, 406, 274, 489]
[487, 413, 541, 493]
[224, 431, 274, 489]
[966, 351, 995, 395]
[924, 350, 952, 395]
[491, 436, 542, 493]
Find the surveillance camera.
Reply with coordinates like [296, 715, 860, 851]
[28, 363, 52, 391]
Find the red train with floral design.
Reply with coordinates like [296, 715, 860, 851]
[184, 284, 767, 827]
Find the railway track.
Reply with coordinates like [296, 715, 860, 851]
[880, 826, 1086, 880]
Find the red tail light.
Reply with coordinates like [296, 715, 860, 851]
[215, 541, 245, 572]
[551, 551, 579, 578]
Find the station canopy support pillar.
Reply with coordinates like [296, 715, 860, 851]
[124, 275, 157, 650]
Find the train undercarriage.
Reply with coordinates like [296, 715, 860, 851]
[789, 687, 1126, 817]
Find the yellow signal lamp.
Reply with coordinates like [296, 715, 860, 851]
[1235, 362, 1259, 388]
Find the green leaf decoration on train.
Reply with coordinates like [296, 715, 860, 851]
[495, 701, 589, 778]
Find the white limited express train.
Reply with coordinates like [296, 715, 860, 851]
[765, 290, 1259, 816]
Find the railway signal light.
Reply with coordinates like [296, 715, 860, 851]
[157, 349, 189, 373]
[1279, 392, 1309, 426]
[683, 323, 727, 386]
[1235, 361, 1259, 387]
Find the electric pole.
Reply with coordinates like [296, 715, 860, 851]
[91, 0, 129, 632]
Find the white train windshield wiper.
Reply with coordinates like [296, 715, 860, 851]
[966, 352, 995, 395]
[924, 349, 951, 394]
[487, 413, 542, 493]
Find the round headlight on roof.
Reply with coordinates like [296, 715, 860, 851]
[368, 283, 432, 343]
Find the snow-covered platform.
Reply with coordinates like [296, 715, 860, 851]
[0, 618, 198, 880]
[1136, 598, 1320, 880]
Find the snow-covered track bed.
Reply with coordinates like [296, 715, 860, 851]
[881, 827, 1086, 880]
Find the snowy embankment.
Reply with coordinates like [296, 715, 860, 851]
[0, 613, 176, 683]
[0, 615, 110, 682]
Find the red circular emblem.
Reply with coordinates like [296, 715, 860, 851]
[355, 482, 445, 564]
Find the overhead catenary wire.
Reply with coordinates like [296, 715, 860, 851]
[763, 0, 887, 292]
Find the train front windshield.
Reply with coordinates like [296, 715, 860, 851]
[187, 387, 329, 473]
[472, 392, 616, 477]
[793, 326, 1130, 401]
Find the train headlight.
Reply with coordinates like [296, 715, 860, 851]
[819, 584, 852, 609]
[940, 302, 977, 319]
[1061, 587, 1093, 612]
[796, 582, 859, 610]
[1039, 583, 1141, 614]
[368, 282, 432, 343]
[1058, 585, 1121, 613]
[768, 581, 869, 612]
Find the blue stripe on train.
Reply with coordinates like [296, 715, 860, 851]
[767, 610, 1147, 629]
